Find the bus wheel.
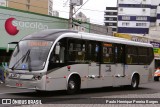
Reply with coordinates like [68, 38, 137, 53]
[35, 90, 44, 94]
[154, 77, 159, 81]
[67, 77, 79, 94]
[131, 75, 139, 89]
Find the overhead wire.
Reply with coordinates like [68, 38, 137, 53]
[72, 0, 90, 16]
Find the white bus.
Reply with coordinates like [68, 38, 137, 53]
[6, 29, 154, 94]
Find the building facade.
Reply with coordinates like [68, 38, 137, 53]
[156, 5, 160, 27]
[75, 12, 90, 23]
[150, 0, 160, 26]
[0, 0, 7, 6]
[117, 0, 151, 34]
[104, 7, 118, 32]
[53, 11, 59, 17]
[90, 24, 113, 36]
[104, 0, 160, 35]
[5, 0, 53, 15]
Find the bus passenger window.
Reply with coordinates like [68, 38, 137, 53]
[68, 39, 86, 63]
[138, 47, 148, 64]
[49, 39, 66, 63]
[103, 43, 114, 63]
[148, 48, 154, 64]
[126, 46, 138, 64]
[86, 41, 100, 63]
[50, 52, 59, 63]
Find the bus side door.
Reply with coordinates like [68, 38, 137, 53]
[113, 44, 125, 86]
[87, 41, 101, 88]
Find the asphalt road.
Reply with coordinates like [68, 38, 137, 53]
[0, 81, 160, 98]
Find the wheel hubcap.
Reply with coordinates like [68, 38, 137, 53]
[69, 81, 75, 89]
[133, 81, 136, 87]
[132, 79, 137, 88]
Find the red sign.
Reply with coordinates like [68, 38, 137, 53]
[5, 18, 19, 36]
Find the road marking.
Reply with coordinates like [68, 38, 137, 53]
[0, 91, 34, 95]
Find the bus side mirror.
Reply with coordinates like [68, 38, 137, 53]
[6, 42, 18, 53]
[55, 43, 60, 55]
[6, 44, 10, 53]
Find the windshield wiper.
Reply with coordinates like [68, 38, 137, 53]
[25, 50, 32, 72]
[11, 49, 30, 70]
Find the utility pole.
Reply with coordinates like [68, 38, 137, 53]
[68, 2, 74, 29]
[68, 0, 83, 29]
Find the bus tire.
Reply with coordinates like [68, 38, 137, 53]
[35, 90, 45, 94]
[154, 77, 159, 81]
[67, 77, 80, 94]
[131, 75, 139, 89]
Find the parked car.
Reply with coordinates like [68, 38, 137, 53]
[154, 68, 160, 81]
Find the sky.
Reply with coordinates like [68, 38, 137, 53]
[53, 0, 117, 25]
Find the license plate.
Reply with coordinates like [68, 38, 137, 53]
[16, 83, 23, 87]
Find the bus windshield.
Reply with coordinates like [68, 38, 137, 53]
[9, 40, 53, 71]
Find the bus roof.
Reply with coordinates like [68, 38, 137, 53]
[79, 32, 153, 47]
[22, 29, 152, 48]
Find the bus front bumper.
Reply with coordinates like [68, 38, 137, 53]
[5, 78, 46, 90]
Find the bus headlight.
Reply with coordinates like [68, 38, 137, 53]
[154, 74, 158, 76]
[8, 73, 13, 78]
[8, 73, 20, 79]
[32, 75, 42, 80]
